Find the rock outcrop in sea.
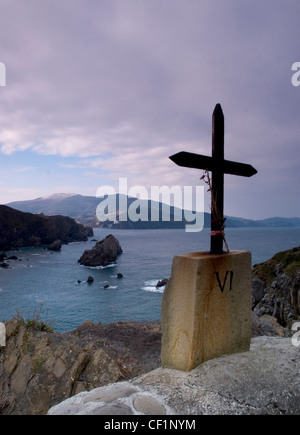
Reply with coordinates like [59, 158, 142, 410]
[78, 234, 123, 267]
[47, 240, 62, 251]
[0, 205, 93, 251]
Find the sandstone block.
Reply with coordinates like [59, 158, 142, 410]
[161, 250, 252, 371]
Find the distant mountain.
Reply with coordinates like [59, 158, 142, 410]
[6, 194, 300, 229]
[0, 204, 93, 251]
[225, 215, 300, 228]
[7, 194, 99, 227]
[254, 217, 300, 227]
[8, 194, 204, 229]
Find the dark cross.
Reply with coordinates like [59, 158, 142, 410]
[169, 103, 257, 255]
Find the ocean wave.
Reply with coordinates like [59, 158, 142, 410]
[86, 263, 117, 270]
[142, 279, 165, 294]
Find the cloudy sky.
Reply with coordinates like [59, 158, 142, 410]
[0, 0, 299, 219]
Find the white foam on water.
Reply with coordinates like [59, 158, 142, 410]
[141, 279, 165, 294]
[86, 263, 117, 270]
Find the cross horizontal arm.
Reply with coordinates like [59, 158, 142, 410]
[170, 151, 257, 178]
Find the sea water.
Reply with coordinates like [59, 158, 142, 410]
[0, 227, 299, 332]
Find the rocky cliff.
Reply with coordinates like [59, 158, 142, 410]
[252, 246, 300, 331]
[0, 205, 93, 251]
[0, 319, 161, 415]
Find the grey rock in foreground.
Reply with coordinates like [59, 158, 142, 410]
[0, 319, 122, 415]
[78, 234, 123, 267]
[0, 319, 161, 415]
[48, 337, 300, 415]
[252, 246, 300, 331]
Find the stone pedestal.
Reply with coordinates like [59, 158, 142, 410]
[161, 250, 252, 371]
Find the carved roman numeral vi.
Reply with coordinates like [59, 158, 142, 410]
[215, 271, 234, 293]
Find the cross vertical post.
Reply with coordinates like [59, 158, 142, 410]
[211, 103, 225, 254]
[169, 103, 257, 255]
